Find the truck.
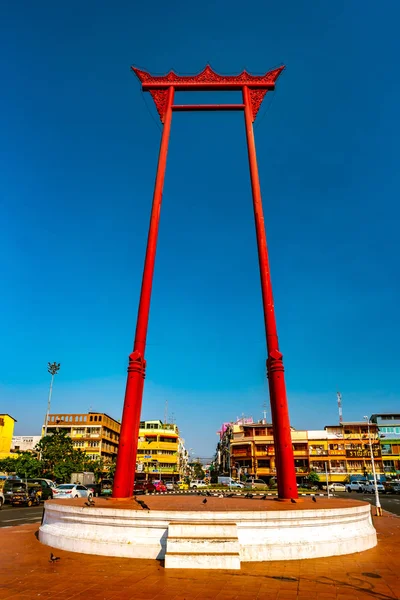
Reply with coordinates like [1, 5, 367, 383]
[70, 472, 96, 486]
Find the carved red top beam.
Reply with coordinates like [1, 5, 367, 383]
[132, 65, 284, 123]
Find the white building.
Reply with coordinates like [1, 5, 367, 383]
[11, 435, 41, 452]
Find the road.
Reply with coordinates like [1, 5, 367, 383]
[335, 490, 400, 516]
[0, 504, 44, 527]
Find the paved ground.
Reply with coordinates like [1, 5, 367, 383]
[0, 509, 399, 599]
[42, 493, 364, 512]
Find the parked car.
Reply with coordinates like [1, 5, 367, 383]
[346, 481, 366, 493]
[391, 484, 400, 494]
[100, 479, 113, 496]
[3, 479, 23, 503]
[300, 482, 319, 491]
[53, 484, 92, 499]
[189, 480, 207, 489]
[165, 482, 176, 491]
[364, 481, 385, 494]
[153, 481, 167, 492]
[323, 483, 346, 493]
[134, 481, 156, 495]
[0, 490, 4, 509]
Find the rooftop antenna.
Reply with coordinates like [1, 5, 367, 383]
[262, 399, 268, 423]
[164, 400, 168, 425]
[337, 392, 343, 424]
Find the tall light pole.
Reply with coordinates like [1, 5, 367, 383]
[364, 416, 382, 517]
[43, 362, 61, 437]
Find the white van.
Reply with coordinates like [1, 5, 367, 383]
[218, 477, 244, 488]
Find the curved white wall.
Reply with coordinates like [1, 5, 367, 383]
[39, 502, 376, 563]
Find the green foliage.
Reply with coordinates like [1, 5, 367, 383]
[35, 430, 87, 482]
[308, 470, 320, 484]
[0, 456, 19, 475]
[193, 462, 205, 480]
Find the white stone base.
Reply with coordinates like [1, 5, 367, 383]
[165, 521, 241, 569]
[39, 502, 377, 566]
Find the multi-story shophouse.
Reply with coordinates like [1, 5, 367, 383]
[309, 422, 384, 482]
[136, 420, 187, 481]
[370, 413, 400, 478]
[227, 420, 310, 482]
[44, 412, 120, 462]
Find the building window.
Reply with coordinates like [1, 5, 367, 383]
[98, 416, 102, 422]
[89, 416, 93, 422]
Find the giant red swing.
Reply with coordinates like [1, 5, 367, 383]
[112, 65, 298, 501]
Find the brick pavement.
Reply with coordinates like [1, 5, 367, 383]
[0, 512, 399, 600]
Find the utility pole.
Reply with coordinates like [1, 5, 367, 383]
[364, 416, 382, 516]
[337, 392, 343, 424]
[43, 362, 61, 437]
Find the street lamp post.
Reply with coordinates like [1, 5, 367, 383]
[364, 416, 382, 517]
[43, 362, 61, 437]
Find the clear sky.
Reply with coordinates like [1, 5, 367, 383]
[1, 1, 399, 458]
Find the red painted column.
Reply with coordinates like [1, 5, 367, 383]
[242, 85, 298, 500]
[113, 86, 175, 498]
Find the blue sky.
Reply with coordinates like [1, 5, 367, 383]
[1, 1, 399, 457]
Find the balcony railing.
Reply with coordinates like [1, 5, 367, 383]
[309, 450, 328, 456]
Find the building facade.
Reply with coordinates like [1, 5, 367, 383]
[0, 414, 17, 459]
[43, 412, 120, 461]
[370, 413, 400, 477]
[11, 436, 42, 453]
[136, 420, 187, 480]
[216, 418, 387, 484]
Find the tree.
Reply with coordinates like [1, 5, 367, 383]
[0, 457, 19, 475]
[308, 470, 320, 485]
[13, 452, 42, 479]
[193, 462, 205, 480]
[35, 430, 86, 482]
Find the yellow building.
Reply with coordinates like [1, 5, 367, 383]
[44, 412, 120, 462]
[229, 421, 309, 481]
[136, 420, 184, 481]
[308, 422, 384, 482]
[0, 414, 17, 459]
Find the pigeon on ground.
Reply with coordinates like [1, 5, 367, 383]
[261, 494, 267, 500]
[245, 493, 253, 499]
[136, 499, 150, 510]
[84, 498, 95, 507]
[202, 498, 207, 505]
[49, 553, 60, 563]
[312, 496, 317, 503]
[206, 490, 211, 497]
[290, 498, 296, 504]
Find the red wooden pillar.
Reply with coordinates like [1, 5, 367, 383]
[242, 85, 298, 500]
[112, 86, 175, 498]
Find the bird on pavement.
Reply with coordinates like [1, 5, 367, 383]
[49, 553, 60, 563]
[218, 493, 224, 498]
[84, 499, 95, 507]
[226, 492, 235, 498]
[136, 499, 150, 510]
[202, 498, 207, 505]
[312, 496, 317, 503]
[206, 490, 211, 497]
[290, 498, 297, 504]
[261, 494, 267, 500]
[245, 493, 253, 499]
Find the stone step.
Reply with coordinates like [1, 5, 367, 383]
[167, 536, 240, 554]
[168, 521, 237, 539]
[164, 552, 241, 570]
